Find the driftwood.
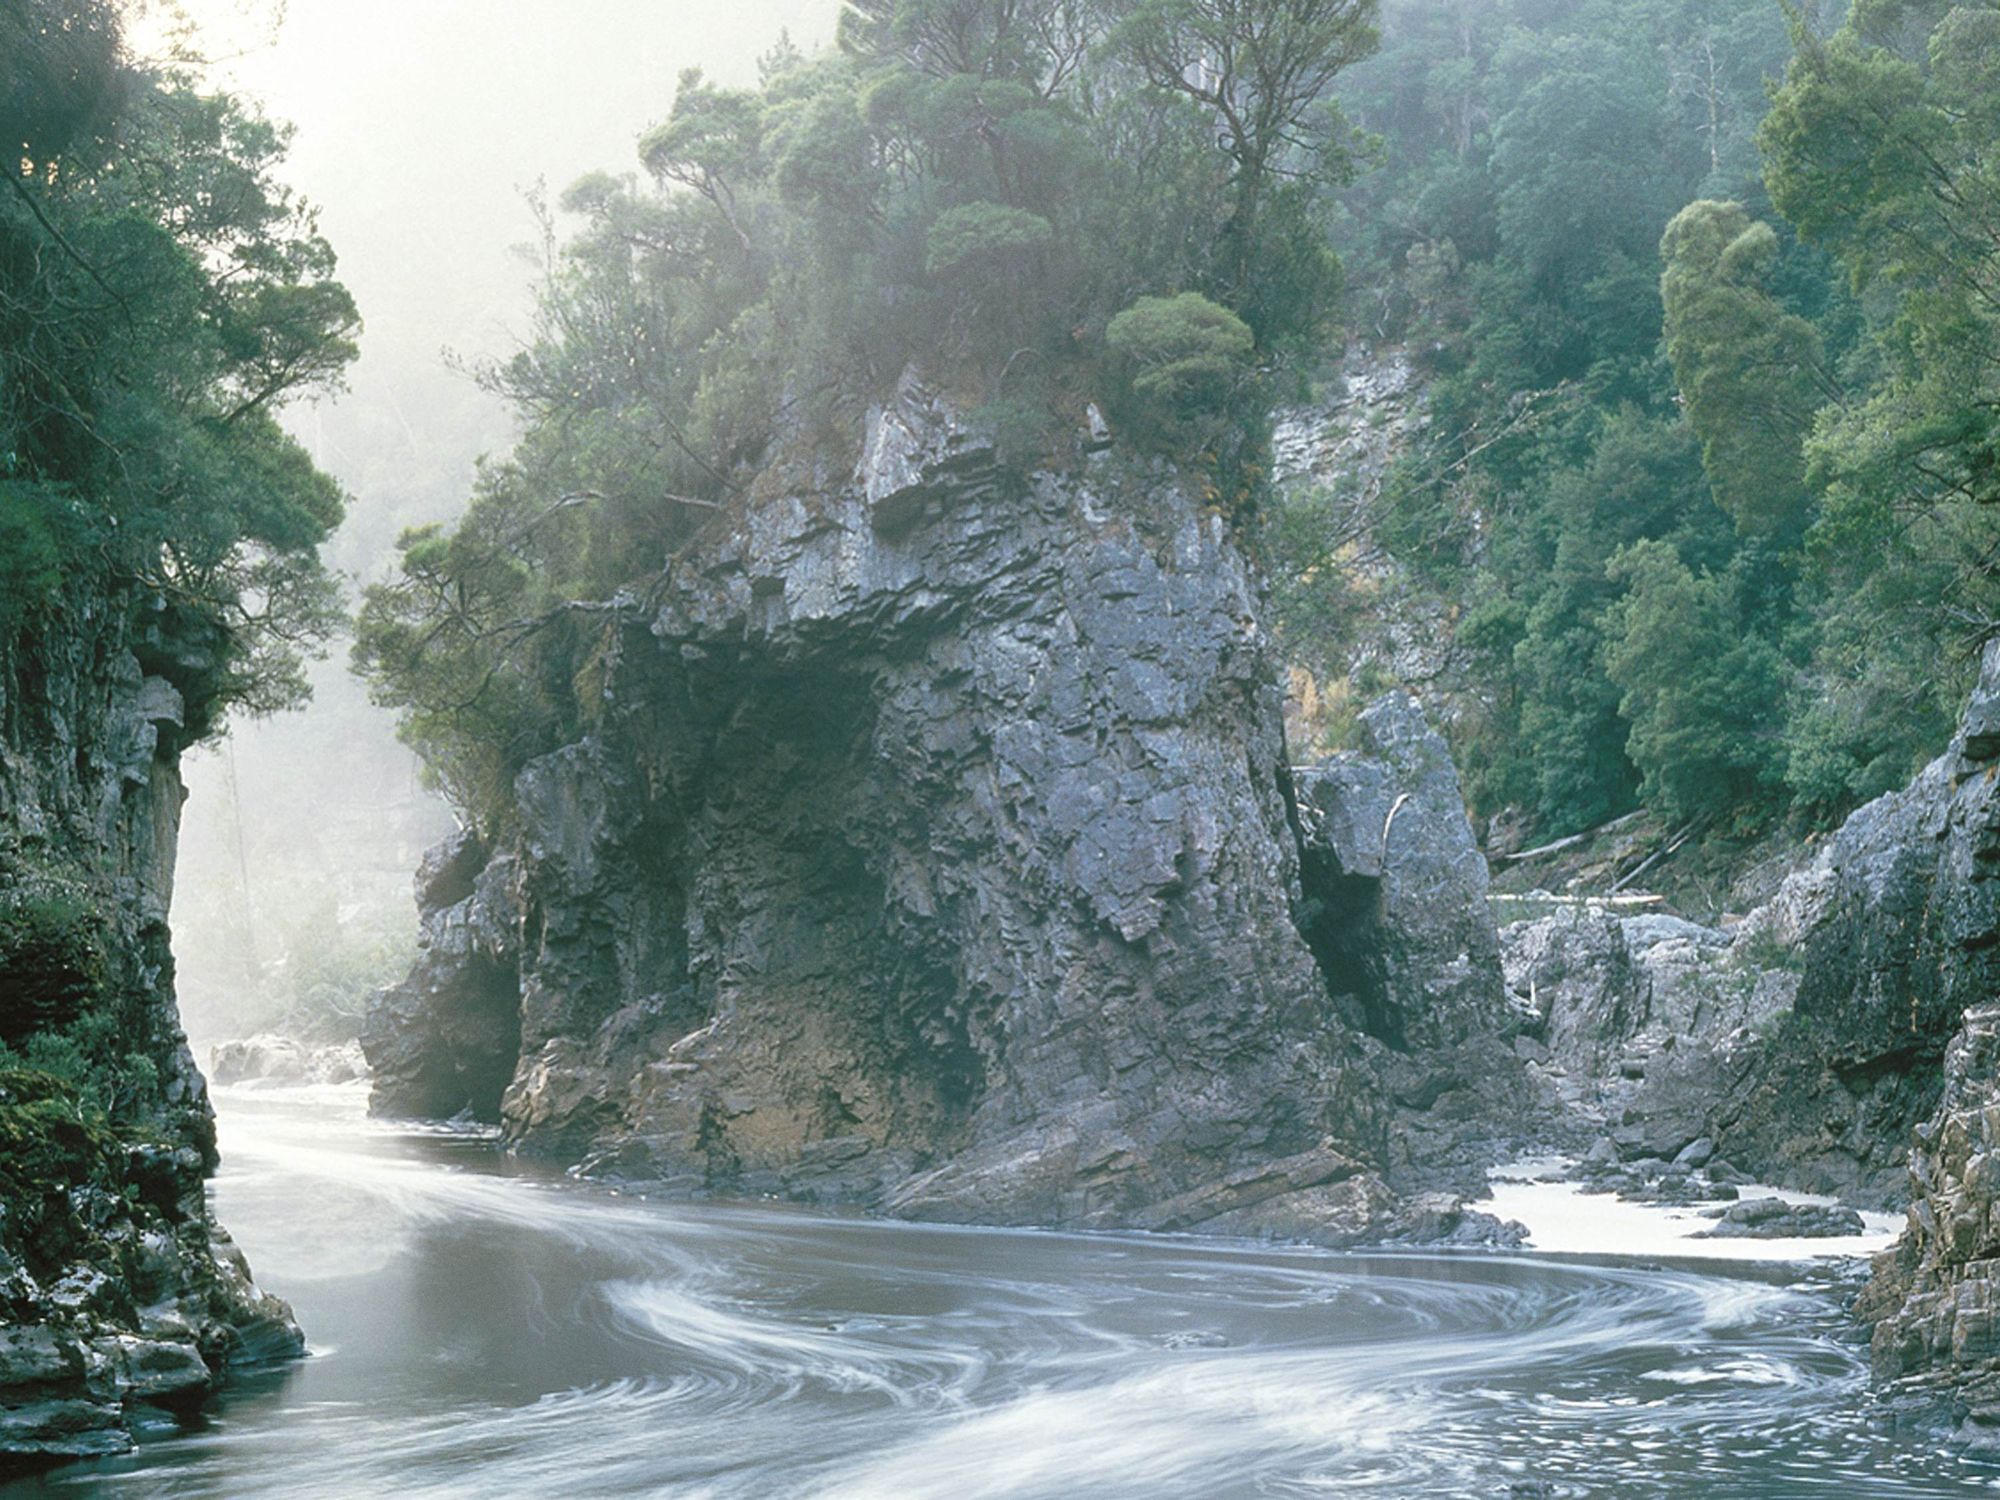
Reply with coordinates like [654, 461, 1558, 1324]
[1492, 810, 1646, 864]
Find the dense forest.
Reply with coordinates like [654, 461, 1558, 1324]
[348, 0, 1999, 858]
[1292, 0, 2000, 842]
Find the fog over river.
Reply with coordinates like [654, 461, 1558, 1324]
[8, 1086, 1994, 1499]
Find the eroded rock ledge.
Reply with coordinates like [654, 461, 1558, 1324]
[366, 377, 1528, 1242]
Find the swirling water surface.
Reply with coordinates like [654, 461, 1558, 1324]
[17, 1085, 2000, 1499]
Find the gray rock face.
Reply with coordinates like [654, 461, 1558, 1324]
[0, 592, 301, 1469]
[368, 377, 1529, 1241]
[363, 832, 521, 1121]
[1498, 638, 2000, 1209]
[1707, 651, 2000, 1207]
[1498, 900, 1785, 1163]
[1270, 344, 1456, 721]
[1292, 692, 1527, 1172]
[1864, 994, 2000, 1434]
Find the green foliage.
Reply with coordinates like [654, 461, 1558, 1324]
[359, 0, 1384, 828]
[1602, 540, 1784, 823]
[1659, 200, 1827, 533]
[1274, 0, 1986, 841]
[0, 1068, 119, 1279]
[1759, 0, 2000, 768]
[0, 20, 358, 722]
[925, 201, 1054, 279]
[1105, 292, 1256, 430]
[0, 886, 108, 1045]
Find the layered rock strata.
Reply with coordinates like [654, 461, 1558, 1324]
[0, 593, 300, 1469]
[367, 377, 1526, 1240]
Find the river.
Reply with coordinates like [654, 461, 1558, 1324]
[17, 1084, 2000, 1498]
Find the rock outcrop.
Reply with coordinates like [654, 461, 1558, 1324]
[1293, 690, 1528, 1177]
[1865, 1004, 2000, 1438]
[1834, 643, 2000, 1434]
[366, 375, 1527, 1241]
[1499, 903, 1791, 1163]
[0, 593, 300, 1470]
[1497, 643, 2000, 1208]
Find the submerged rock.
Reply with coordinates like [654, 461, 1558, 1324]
[1694, 1196, 1864, 1239]
[367, 374, 1530, 1243]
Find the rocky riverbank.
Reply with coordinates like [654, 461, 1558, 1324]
[362, 375, 2000, 1431]
[0, 593, 301, 1470]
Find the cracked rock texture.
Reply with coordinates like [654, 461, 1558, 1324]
[0, 592, 300, 1470]
[1848, 641, 2000, 1434]
[1500, 645, 2000, 1208]
[1293, 690, 1529, 1178]
[366, 376, 1528, 1241]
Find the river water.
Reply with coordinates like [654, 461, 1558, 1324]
[19, 1084, 2000, 1498]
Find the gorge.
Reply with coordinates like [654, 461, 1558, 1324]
[7, 0, 2000, 1487]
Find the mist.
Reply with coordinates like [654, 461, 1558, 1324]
[167, 0, 841, 1047]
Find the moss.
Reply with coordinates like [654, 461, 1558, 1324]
[0, 1068, 117, 1283]
[0, 886, 109, 1046]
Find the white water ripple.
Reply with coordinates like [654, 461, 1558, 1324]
[28, 1085, 2000, 1499]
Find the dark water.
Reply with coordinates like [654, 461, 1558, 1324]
[18, 1086, 2000, 1498]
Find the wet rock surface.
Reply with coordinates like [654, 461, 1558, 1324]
[1694, 1196, 1864, 1239]
[0, 593, 301, 1469]
[367, 375, 1531, 1244]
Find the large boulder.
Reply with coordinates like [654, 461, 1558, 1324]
[1292, 692, 1529, 1175]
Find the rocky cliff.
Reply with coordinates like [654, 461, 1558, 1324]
[1495, 642, 2000, 1214]
[0, 592, 300, 1470]
[366, 376, 1527, 1241]
[1841, 644, 2000, 1437]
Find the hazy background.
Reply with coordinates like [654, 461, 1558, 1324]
[163, 0, 841, 1046]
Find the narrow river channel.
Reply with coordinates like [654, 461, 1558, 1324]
[25, 1084, 2000, 1498]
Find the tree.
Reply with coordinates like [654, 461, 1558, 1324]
[1105, 291, 1255, 432]
[1603, 540, 1783, 823]
[1, 28, 358, 722]
[1761, 0, 2000, 522]
[1659, 200, 1831, 534]
[1106, 0, 1378, 307]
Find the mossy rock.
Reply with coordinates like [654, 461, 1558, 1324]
[0, 1069, 117, 1283]
[0, 889, 109, 1046]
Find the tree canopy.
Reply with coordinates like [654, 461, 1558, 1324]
[356, 0, 1382, 829]
[2, 1, 358, 725]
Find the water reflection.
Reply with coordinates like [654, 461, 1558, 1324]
[23, 1085, 2000, 1498]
